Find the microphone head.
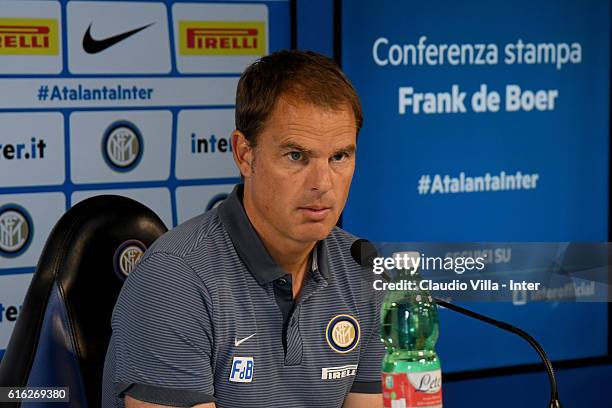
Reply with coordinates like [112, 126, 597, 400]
[350, 238, 378, 268]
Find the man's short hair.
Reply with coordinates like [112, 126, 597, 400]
[235, 49, 363, 146]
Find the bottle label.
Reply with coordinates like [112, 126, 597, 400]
[382, 370, 442, 408]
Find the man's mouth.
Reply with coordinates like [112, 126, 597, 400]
[298, 206, 332, 220]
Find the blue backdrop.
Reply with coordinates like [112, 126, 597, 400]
[341, 0, 610, 373]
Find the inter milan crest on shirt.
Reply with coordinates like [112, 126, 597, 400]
[326, 314, 360, 354]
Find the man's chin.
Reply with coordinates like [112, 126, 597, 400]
[295, 223, 335, 243]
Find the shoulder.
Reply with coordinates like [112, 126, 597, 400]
[323, 226, 363, 279]
[323, 226, 362, 269]
[324, 227, 384, 300]
[142, 209, 224, 261]
[118, 210, 227, 301]
[126, 208, 242, 298]
[112, 213, 221, 326]
[325, 226, 359, 253]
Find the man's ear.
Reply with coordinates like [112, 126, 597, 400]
[231, 130, 254, 178]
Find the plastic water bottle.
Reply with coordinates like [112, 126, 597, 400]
[380, 252, 443, 408]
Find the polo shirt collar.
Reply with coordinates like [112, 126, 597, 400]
[218, 184, 330, 285]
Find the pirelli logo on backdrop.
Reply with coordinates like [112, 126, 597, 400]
[179, 21, 266, 56]
[0, 18, 59, 55]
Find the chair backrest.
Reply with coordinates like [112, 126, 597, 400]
[0, 195, 168, 407]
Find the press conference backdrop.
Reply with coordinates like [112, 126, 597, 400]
[0, 0, 291, 359]
[341, 0, 610, 373]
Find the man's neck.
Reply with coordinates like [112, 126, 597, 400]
[260, 234, 313, 298]
[242, 190, 315, 296]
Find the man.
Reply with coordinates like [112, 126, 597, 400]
[102, 50, 385, 408]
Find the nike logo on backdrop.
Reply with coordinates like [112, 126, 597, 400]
[234, 333, 256, 347]
[82, 22, 154, 54]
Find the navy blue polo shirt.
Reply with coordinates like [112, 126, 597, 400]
[102, 184, 385, 408]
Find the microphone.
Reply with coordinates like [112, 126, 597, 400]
[350, 238, 398, 284]
[350, 239, 562, 408]
[350, 238, 379, 269]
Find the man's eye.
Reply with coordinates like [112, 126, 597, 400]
[288, 151, 303, 161]
[331, 152, 348, 162]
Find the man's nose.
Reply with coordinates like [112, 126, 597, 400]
[308, 159, 333, 193]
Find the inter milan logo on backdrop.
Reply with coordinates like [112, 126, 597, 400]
[102, 120, 143, 172]
[326, 314, 360, 354]
[113, 239, 146, 280]
[0, 204, 33, 257]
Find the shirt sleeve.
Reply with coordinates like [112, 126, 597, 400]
[351, 291, 386, 394]
[109, 252, 216, 406]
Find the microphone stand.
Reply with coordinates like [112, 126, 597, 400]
[434, 298, 562, 408]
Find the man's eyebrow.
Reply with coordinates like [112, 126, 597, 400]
[278, 141, 313, 153]
[278, 141, 356, 155]
[334, 144, 356, 154]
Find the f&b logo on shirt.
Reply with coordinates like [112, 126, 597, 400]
[229, 357, 254, 383]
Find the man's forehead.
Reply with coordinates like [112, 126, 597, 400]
[263, 96, 357, 144]
[273, 95, 354, 125]
[273, 125, 356, 153]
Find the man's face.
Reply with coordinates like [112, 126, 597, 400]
[239, 96, 357, 245]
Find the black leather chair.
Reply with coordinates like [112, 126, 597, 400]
[0, 195, 167, 407]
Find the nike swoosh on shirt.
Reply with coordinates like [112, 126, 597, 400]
[234, 333, 256, 347]
[82, 22, 154, 54]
